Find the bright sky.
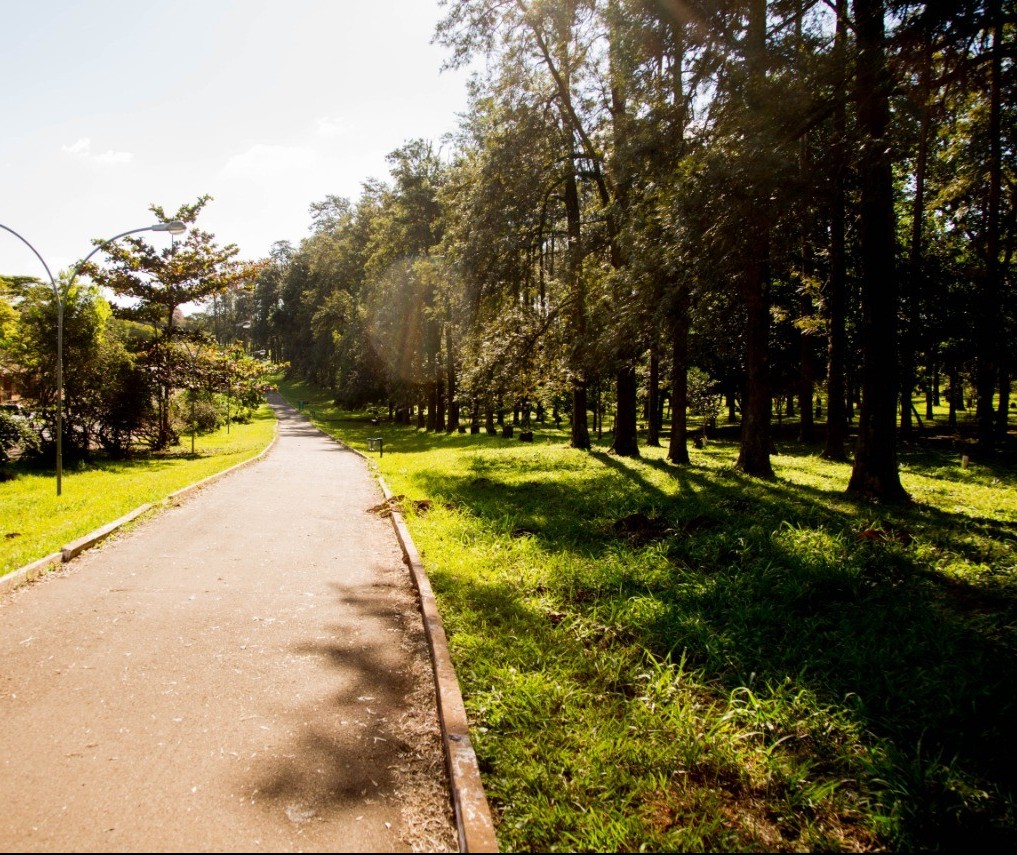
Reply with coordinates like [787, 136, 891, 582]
[0, 0, 471, 278]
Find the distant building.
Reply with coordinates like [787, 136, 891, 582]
[0, 366, 22, 404]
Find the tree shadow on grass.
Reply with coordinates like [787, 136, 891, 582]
[413, 442, 1017, 849]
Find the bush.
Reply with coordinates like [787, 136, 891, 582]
[0, 409, 39, 464]
[173, 391, 223, 437]
[189, 398, 222, 433]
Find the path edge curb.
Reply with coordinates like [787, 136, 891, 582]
[376, 473, 499, 855]
[0, 551, 63, 599]
[301, 411, 499, 854]
[2, 415, 280, 598]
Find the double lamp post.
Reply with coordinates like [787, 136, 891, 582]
[0, 220, 186, 495]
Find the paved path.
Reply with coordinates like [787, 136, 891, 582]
[0, 396, 456, 853]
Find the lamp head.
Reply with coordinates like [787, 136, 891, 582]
[151, 221, 187, 235]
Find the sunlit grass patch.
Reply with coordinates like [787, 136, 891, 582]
[0, 404, 276, 577]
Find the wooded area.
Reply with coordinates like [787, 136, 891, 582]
[1, 198, 271, 466]
[202, 0, 1015, 500]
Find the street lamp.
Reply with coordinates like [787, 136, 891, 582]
[0, 220, 186, 495]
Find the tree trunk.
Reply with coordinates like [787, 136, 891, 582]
[436, 375, 446, 433]
[668, 288, 691, 464]
[665, 14, 689, 464]
[606, 9, 638, 459]
[445, 327, 459, 433]
[948, 365, 959, 430]
[610, 364, 640, 456]
[735, 0, 774, 478]
[647, 343, 661, 446]
[977, 0, 1003, 455]
[901, 37, 932, 440]
[799, 330, 816, 442]
[737, 256, 774, 476]
[847, 0, 908, 501]
[795, 1, 815, 446]
[564, 162, 591, 450]
[425, 310, 440, 432]
[997, 365, 1010, 438]
[823, 0, 850, 462]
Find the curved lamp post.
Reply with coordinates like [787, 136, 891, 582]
[0, 220, 186, 495]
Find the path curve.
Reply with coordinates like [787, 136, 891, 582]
[0, 395, 456, 853]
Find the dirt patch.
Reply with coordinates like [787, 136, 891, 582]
[675, 514, 721, 534]
[610, 512, 670, 542]
[368, 496, 433, 518]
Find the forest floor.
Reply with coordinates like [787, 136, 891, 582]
[280, 376, 1016, 853]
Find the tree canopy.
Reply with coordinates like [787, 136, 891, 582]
[236, 0, 1015, 501]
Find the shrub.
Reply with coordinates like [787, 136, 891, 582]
[0, 409, 39, 464]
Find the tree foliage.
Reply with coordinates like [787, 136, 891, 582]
[1, 200, 275, 459]
[245, 0, 1015, 502]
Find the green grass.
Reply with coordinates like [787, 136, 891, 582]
[0, 404, 276, 577]
[279, 376, 1017, 851]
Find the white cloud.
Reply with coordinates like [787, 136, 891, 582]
[61, 137, 91, 155]
[61, 137, 133, 164]
[221, 144, 318, 177]
[315, 116, 349, 138]
[94, 149, 134, 164]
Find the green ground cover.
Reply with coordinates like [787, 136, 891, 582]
[279, 376, 1016, 852]
[0, 404, 276, 577]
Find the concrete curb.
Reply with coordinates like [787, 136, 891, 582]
[377, 474, 500, 854]
[299, 409, 499, 853]
[0, 551, 63, 599]
[1, 418, 280, 598]
[61, 504, 155, 562]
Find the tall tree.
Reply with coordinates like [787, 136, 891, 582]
[976, 0, 1004, 453]
[734, 0, 776, 478]
[86, 197, 258, 448]
[846, 0, 909, 501]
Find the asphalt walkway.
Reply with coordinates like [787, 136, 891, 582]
[0, 395, 456, 853]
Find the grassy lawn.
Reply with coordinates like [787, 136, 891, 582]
[279, 376, 1016, 851]
[0, 404, 276, 578]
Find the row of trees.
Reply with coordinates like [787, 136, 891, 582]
[0, 198, 271, 463]
[246, 0, 1011, 502]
